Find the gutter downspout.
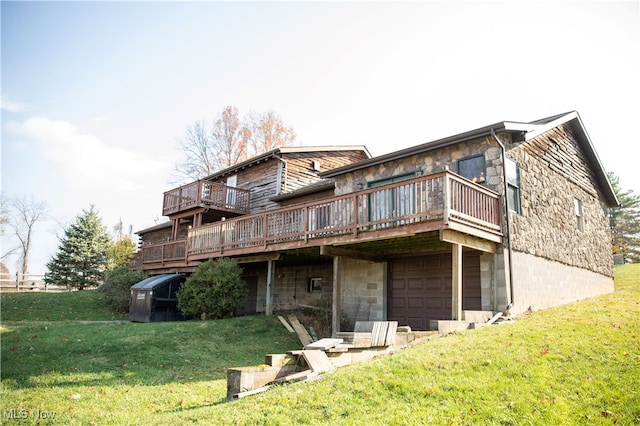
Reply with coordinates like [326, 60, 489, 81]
[491, 130, 515, 315]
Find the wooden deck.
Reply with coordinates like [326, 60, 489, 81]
[162, 180, 251, 216]
[137, 171, 502, 270]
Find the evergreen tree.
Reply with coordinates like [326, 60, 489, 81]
[608, 172, 640, 263]
[45, 206, 113, 290]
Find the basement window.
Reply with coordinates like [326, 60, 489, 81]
[574, 198, 584, 232]
[308, 277, 323, 293]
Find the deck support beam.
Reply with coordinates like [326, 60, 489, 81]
[320, 245, 381, 262]
[332, 256, 342, 337]
[451, 242, 463, 321]
[266, 259, 275, 316]
[440, 229, 497, 253]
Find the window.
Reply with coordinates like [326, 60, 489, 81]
[309, 278, 323, 293]
[309, 203, 331, 232]
[225, 175, 237, 207]
[367, 173, 416, 227]
[574, 198, 584, 232]
[505, 157, 521, 214]
[458, 155, 486, 183]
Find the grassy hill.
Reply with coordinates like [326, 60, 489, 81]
[1, 264, 638, 425]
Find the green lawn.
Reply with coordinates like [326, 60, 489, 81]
[1, 264, 639, 425]
[0, 289, 126, 322]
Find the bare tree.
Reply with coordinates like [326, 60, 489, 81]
[173, 119, 215, 183]
[8, 195, 48, 276]
[211, 105, 249, 171]
[0, 194, 16, 262]
[0, 194, 9, 237]
[173, 106, 297, 183]
[246, 109, 297, 155]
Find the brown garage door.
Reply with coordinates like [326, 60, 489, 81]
[389, 251, 481, 330]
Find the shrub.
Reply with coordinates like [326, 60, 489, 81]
[177, 258, 247, 320]
[101, 267, 147, 313]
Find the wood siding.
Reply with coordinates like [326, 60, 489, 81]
[204, 150, 370, 215]
[282, 150, 370, 194]
[516, 125, 600, 198]
[211, 159, 281, 214]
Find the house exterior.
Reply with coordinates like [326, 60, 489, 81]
[134, 111, 617, 333]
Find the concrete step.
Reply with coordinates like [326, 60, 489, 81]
[437, 320, 471, 335]
[462, 310, 494, 323]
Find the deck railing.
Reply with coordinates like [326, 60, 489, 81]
[163, 180, 251, 216]
[141, 171, 502, 267]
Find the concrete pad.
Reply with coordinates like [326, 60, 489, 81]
[437, 320, 471, 335]
[462, 310, 494, 323]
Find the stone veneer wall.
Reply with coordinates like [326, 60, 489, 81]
[339, 258, 386, 330]
[333, 137, 503, 196]
[510, 251, 613, 314]
[507, 124, 614, 278]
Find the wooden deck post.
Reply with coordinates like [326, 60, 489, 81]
[443, 170, 451, 225]
[332, 256, 342, 337]
[451, 243, 463, 320]
[266, 259, 275, 316]
[171, 218, 180, 240]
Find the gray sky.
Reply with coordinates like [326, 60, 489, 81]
[2, 1, 639, 274]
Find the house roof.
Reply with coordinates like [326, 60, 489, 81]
[203, 145, 371, 180]
[320, 111, 618, 207]
[269, 179, 336, 202]
[135, 220, 172, 235]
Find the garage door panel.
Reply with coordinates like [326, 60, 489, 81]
[425, 297, 444, 309]
[391, 279, 407, 290]
[407, 278, 424, 290]
[407, 298, 424, 309]
[391, 298, 406, 309]
[464, 296, 481, 308]
[425, 277, 444, 290]
[406, 317, 427, 330]
[404, 258, 425, 272]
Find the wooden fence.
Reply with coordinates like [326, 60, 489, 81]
[0, 273, 66, 291]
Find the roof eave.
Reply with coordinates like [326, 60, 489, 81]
[320, 121, 509, 178]
[566, 114, 620, 207]
[269, 180, 336, 202]
[203, 146, 373, 180]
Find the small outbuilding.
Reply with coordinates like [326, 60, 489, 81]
[129, 274, 187, 322]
